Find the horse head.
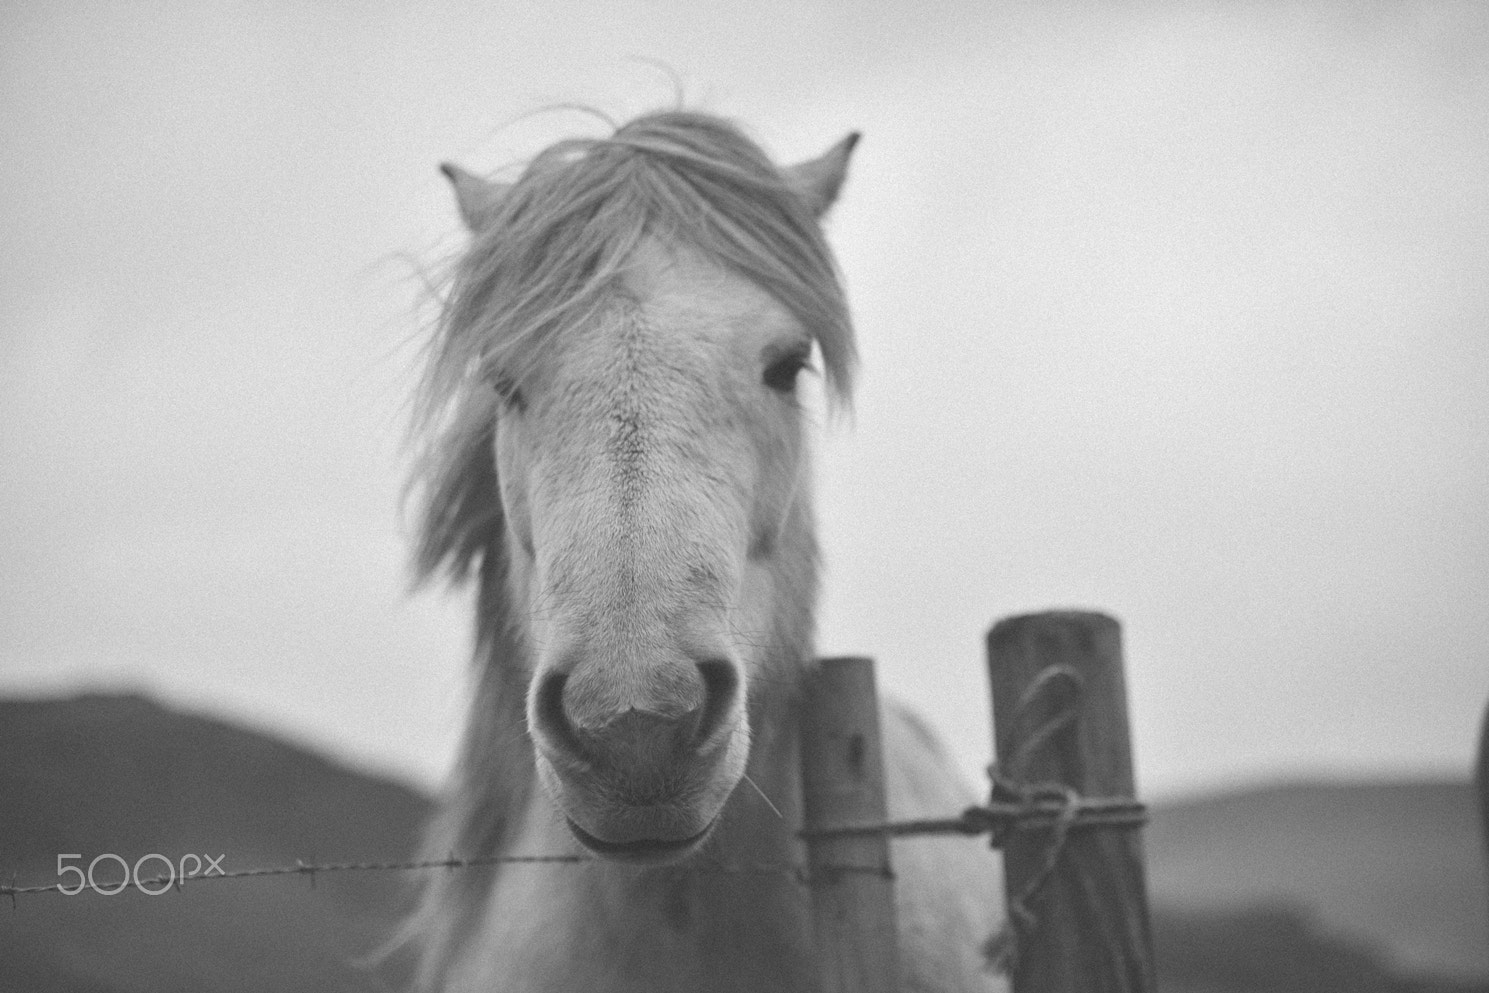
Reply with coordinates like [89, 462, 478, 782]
[417, 113, 858, 866]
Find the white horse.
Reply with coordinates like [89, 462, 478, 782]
[397, 110, 1005, 992]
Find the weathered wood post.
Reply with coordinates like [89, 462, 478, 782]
[801, 655, 901, 993]
[986, 610, 1155, 992]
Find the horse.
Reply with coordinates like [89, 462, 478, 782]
[396, 109, 1006, 992]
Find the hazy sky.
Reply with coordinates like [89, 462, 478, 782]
[2, 1, 1486, 801]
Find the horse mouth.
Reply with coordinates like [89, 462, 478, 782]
[565, 817, 716, 864]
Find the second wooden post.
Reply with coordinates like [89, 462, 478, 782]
[801, 655, 901, 993]
[986, 610, 1155, 993]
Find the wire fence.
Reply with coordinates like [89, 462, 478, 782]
[3, 650, 1145, 917]
[2, 615, 1159, 993]
[2, 787, 1144, 905]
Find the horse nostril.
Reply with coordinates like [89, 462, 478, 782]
[535, 671, 590, 761]
[694, 659, 739, 749]
[535, 658, 740, 765]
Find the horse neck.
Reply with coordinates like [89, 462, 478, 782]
[403, 541, 535, 991]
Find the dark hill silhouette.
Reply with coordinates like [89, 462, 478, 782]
[1148, 779, 1489, 985]
[1, 693, 1484, 992]
[1153, 903, 1486, 993]
[0, 693, 429, 993]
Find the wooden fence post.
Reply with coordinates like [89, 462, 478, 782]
[801, 655, 901, 993]
[986, 611, 1155, 992]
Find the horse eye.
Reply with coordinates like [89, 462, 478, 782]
[763, 351, 811, 393]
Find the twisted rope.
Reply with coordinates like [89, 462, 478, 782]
[978, 664, 1147, 976]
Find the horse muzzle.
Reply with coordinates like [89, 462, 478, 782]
[529, 662, 748, 863]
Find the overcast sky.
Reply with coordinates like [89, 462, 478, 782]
[2, 1, 1486, 801]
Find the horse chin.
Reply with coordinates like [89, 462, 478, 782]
[536, 749, 745, 866]
[564, 815, 717, 865]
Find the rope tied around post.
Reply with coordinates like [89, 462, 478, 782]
[983, 664, 1117, 976]
[983, 611, 1157, 992]
[982, 778, 1083, 973]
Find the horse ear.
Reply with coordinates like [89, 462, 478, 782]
[440, 163, 510, 233]
[784, 132, 860, 218]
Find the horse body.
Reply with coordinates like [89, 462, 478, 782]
[403, 110, 1004, 992]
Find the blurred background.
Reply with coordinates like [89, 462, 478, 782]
[2, 2, 1486, 990]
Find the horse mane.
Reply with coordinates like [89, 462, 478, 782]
[392, 110, 858, 989]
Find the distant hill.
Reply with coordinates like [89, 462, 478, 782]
[1152, 903, 1485, 993]
[0, 693, 430, 993]
[1, 693, 1485, 992]
[1148, 779, 1489, 984]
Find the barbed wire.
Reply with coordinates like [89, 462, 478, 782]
[798, 795, 1145, 844]
[1, 786, 1143, 905]
[0, 850, 905, 903]
[2, 854, 590, 903]
[3, 665, 1144, 917]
